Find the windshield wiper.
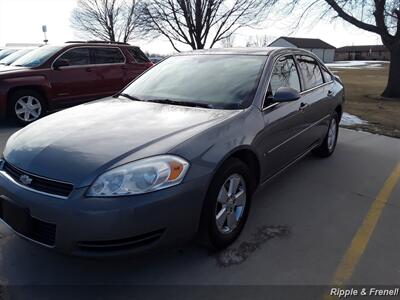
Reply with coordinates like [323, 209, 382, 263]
[117, 93, 144, 101]
[146, 98, 213, 109]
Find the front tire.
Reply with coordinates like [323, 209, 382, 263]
[199, 158, 254, 250]
[9, 89, 46, 125]
[313, 112, 339, 158]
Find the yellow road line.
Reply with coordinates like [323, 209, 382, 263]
[325, 161, 400, 299]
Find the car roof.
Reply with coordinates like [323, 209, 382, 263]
[62, 42, 139, 48]
[176, 47, 300, 56]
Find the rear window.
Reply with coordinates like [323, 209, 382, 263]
[128, 47, 150, 63]
[0, 49, 17, 60]
[296, 55, 324, 90]
[93, 47, 125, 64]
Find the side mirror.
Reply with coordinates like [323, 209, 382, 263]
[273, 87, 301, 102]
[53, 59, 70, 70]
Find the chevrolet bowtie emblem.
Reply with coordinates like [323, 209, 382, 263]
[20, 174, 33, 186]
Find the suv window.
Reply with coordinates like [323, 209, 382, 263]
[295, 55, 324, 90]
[93, 47, 125, 64]
[56, 48, 91, 66]
[128, 47, 150, 63]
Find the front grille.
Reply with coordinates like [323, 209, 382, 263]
[77, 229, 165, 252]
[2, 161, 74, 198]
[30, 217, 57, 246]
[0, 198, 56, 246]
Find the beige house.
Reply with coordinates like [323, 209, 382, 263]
[269, 37, 336, 63]
[335, 45, 390, 61]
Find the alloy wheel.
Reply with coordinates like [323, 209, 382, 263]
[15, 96, 42, 122]
[215, 174, 247, 234]
[327, 118, 338, 151]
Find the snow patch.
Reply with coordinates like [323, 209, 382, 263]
[326, 61, 388, 69]
[340, 112, 368, 126]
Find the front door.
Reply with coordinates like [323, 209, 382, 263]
[48, 47, 99, 106]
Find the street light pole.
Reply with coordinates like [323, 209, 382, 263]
[42, 25, 48, 44]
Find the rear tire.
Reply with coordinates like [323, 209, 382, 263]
[199, 158, 255, 250]
[312, 112, 339, 158]
[9, 89, 46, 125]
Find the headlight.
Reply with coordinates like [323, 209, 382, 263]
[87, 155, 189, 197]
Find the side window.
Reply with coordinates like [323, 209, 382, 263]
[128, 47, 150, 63]
[295, 55, 324, 90]
[321, 66, 333, 82]
[264, 56, 301, 107]
[265, 56, 301, 106]
[56, 48, 90, 66]
[93, 48, 125, 64]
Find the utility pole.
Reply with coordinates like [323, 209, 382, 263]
[42, 25, 48, 44]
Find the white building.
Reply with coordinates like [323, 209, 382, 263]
[269, 37, 336, 63]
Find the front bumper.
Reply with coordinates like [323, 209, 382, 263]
[0, 169, 209, 256]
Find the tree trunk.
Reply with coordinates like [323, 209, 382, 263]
[382, 46, 400, 99]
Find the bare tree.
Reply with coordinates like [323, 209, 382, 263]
[71, 0, 140, 43]
[221, 34, 236, 47]
[246, 34, 270, 47]
[295, 0, 400, 98]
[137, 0, 276, 51]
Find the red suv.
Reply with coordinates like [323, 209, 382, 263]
[0, 41, 153, 124]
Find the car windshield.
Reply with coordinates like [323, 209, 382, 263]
[121, 54, 267, 109]
[11, 45, 63, 68]
[0, 49, 17, 60]
[0, 48, 33, 65]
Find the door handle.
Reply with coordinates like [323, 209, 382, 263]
[299, 102, 309, 111]
[327, 90, 334, 97]
[85, 67, 92, 72]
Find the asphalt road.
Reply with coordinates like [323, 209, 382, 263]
[0, 124, 399, 300]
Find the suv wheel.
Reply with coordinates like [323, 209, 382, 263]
[313, 112, 339, 158]
[9, 90, 46, 125]
[199, 158, 254, 250]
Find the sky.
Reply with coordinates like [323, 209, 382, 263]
[0, 0, 383, 54]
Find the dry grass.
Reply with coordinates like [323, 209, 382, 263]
[330, 63, 400, 138]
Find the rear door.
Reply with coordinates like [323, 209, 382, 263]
[295, 55, 333, 146]
[49, 47, 99, 105]
[91, 47, 126, 96]
[259, 55, 310, 181]
[124, 47, 152, 85]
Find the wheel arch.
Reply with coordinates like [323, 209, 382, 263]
[7, 85, 49, 108]
[196, 146, 262, 244]
[213, 146, 262, 191]
[335, 104, 343, 120]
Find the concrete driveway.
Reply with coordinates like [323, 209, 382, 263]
[0, 124, 399, 300]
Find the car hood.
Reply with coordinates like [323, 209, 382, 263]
[4, 97, 239, 187]
[0, 65, 28, 74]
